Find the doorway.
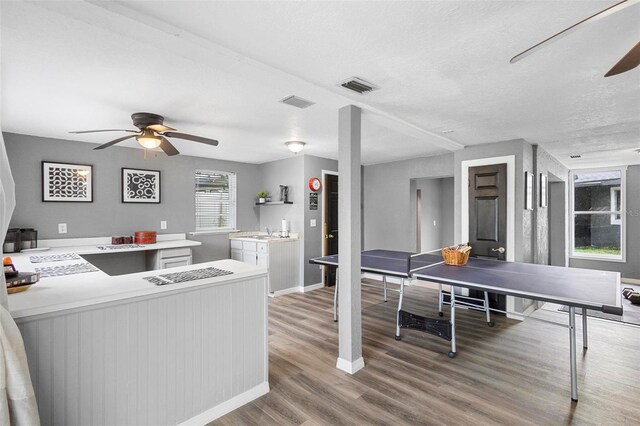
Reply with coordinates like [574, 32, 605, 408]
[548, 174, 567, 266]
[323, 171, 339, 286]
[412, 177, 455, 253]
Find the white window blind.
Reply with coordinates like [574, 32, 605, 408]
[195, 170, 236, 231]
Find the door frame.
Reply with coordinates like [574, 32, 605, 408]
[461, 156, 515, 262]
[461, 156, 517, 316]
[321, 169, 339, 287]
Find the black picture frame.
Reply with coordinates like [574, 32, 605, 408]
[42, 161, 93, 202]
[122, 168, 161, 204]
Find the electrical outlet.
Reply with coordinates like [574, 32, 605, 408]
[58, 223, 67, 234]
[161, 221, 167, 230]
[310, 219, 316, 227]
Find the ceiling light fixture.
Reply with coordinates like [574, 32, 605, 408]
[136, 129, 162, 149]
[286, 141, 306, 154]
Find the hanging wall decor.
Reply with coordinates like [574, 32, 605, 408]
[539, 173, 548, 207]
[524, 171, 534, 211]
[42, 161, 93, 202]
[122, 168, 161, 203]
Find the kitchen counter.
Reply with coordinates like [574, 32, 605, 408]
[9, 238, 269, 424]
[229, 231, 299, 243]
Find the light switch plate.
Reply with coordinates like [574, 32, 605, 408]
[161, 221, 167, 230]
[58, 223, 67, 234]
[310, 219, 317, 227]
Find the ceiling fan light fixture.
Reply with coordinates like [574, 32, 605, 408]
[136, 130, 162, 149]
[286, 140, 306, 153]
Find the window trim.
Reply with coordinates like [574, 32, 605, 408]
[194, 169, 237, 233]
[569, 166, 626, 263]
[610, 187, 621, 225]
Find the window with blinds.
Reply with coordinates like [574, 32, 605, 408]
[195, 170, 237, 231]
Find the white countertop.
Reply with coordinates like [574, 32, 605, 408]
[229, 231, 299, 243]
[9, 259, 267, 320]
[6, 237, 267, 320]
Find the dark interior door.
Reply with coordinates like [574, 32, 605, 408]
[324, 174, 339, 286]
[468, 164, 507, 310]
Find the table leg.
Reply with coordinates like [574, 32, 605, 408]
[333, 269, 338, 322]
[569, 306, 578, 401]
[484, 291, 494, 327]
[449, 288, 457, 358]
[438, 284, 443, 317]
[383, 275, 388, 302]
[582, 307, 588, 349]
[395, 278, 405, 340]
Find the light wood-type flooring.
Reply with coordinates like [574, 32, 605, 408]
[213, 280, 640, 425]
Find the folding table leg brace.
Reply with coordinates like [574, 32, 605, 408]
[438, 284, 494, 327]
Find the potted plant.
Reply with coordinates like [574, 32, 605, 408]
[257, 191, 269, 204]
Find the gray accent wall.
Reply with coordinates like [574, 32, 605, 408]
[570, 165, 640, 279]
[303, 155, 338, 286]
[363, 154, 454, 251]
[4, 132, 261, 262]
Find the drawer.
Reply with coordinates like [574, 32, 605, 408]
[257, 243, 268, 253]
[230, 239, 243, 250]
[159, 247, 192, 259]
[242, 241, 257, 252]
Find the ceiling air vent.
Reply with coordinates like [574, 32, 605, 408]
[339, 77, 379, 94]
[569, 154, 582, 159]
[279, 95, 315, 109]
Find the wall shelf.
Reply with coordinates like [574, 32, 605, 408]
[255, 201, 293, 206]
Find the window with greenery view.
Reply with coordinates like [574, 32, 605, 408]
[195, 170, 236, 231]
[571, 168, 625, 260]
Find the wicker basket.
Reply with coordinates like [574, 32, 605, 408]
[442, 246, 471, 266]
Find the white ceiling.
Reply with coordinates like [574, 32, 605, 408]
[1, 1, 639, 167]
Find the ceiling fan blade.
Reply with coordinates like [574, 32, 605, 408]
[159, 137, 180, 156]
[510, 0, 638, 64]
[164, 132, 219, 146]
[70, 129, 138, 134]
[147, 124, 176, 132]
[93, 134, 137, 150]
[605, 41, 640, 76]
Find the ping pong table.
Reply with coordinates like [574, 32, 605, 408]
[310, 249, 622, 401]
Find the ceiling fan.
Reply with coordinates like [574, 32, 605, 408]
[70, 112, 219, 156]
[510, 0, 640, 77]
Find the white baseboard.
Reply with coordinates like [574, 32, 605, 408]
[301, 282, 324, 292]
[622, 277, 640, 285]
[336, 356, 365, 375]
[179, 381, 269, 425]
[269, 286, 300, 297]
[362, 273, 403, 285]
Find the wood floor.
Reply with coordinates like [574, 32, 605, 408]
[213, 281, 640, 425]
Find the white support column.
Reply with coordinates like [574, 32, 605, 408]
[336, 105, 364, 374]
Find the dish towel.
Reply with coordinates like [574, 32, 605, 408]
[1, 132, 40, 424]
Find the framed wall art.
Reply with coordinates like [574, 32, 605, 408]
[122, 168, 161, 203]
[42, 161, 93, 202]
[539, 173, 548, 208]
[524, 171, 534, 211]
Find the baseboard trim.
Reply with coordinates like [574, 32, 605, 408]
[362, 273, 403, 285]
[301, 282, 324, 292]
[336, 356, 365, 374]
[622, 277, 640, 285]
[179, 381, 269, 425]
[270, 286, 300, 297]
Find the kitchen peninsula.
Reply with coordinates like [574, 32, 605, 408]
[8, 235, 269, 425]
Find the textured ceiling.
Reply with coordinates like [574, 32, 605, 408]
[1, 1, 639, 167]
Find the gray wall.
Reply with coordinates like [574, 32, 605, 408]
[548, 181, 567, 266]
[363, 154, 454, 251]
[414, 177, 454, 251]
[533, 145, 569, 265]
[303, 155, 338, 286]
[570, 165, 640, 279]
[4, 132, 261, 262]
[440, 177, 455, 247]
[257, 155, 304, 235]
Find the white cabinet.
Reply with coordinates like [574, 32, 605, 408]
[146, 247, 192, 270]
[230, 238, 299, 294]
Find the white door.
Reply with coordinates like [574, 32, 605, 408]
[231, 249, 242, 261]
[242, 251, 258, 265]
